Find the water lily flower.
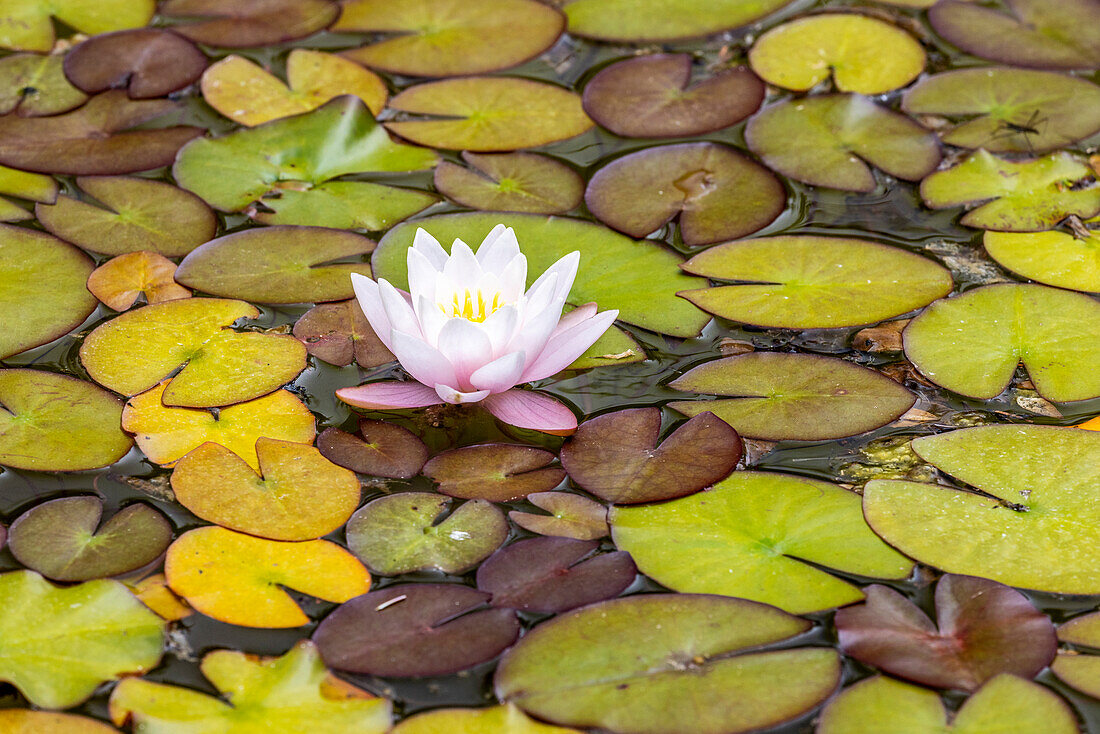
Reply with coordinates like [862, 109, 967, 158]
[337, 225, 618, 434]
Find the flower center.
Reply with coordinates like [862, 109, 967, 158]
[441, 289, 503, 323]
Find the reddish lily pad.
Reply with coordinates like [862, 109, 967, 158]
[562, 0, 796, 43]
[582, 55, 763, 139]
[0, 0, 154, 52]
[836, 575, 1057, 691]
[434, 151, 583, 214]
[8, 497, 172, 583]
[87, 251, 191, 311]
[160, 0, 339, 48]
[62, 29, 207, 99]
[317, 421, 427, 478]
[423, 444, 565, 501]
[560, 408, 740, 504]
[584, 142, 785, 247]
[509, 492, 609, 541]
[0, 53, 87, 116]
[1052, 611, 1100, 698]
[293, 300, 394, 368]
[315, 583, 520, 678]
[476, 537, 635, 614]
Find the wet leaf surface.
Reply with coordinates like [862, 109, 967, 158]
[983, 229, 1100, 293]
[293, 299, 394, 368]
[159, 0, 339, 48]
[316, 421, 427, 478]
[1052, 611, 1100, 698]
[86, 251, 191, 310]
[0, 710, 120, 734]
[62, 29, 207, 98]
[562, 0, 796, 42]
[434, 151, 583, 214]
[0, 0, 154, 52]
[509, 492, 608, 541]
[392, 704, 583, 734]
[424, 443, 564, 501]
[0, 53, 87, 116]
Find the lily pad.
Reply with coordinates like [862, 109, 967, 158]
[423, 444, 565, 501]
[983, 229, 1100, 292]
[0, 91, 204, 174]
[36, 175, 218, 257]
[748, 13, 925, 94]
[336, 0, 564, 77]
[314, 583, 520, 677]
[374, 212, 709, 337]
[165, 526, 370, 628]
[386, 77, 594, 152]
[160, 0, 339, 48]
[0, 369, 133, 471]
[170, 438, 359, 541]
[62, 29, 207, 99]
[87, 251, 191, 311]
[902, 283, 1100, 401]
[560, 408, 740, 504]
[569, 319, 645, 369]
[0, 162, 56, 202]
[345, 492, 508, 575]
[110, 642, 391, 734]
[0, 225, 96, 359]
[495, 594, 841, 734]
[175, 226, 374, 304]
[1052, 611, 1100, 698]
[200, 49, 386, 127]
[81, 297, 307, 407]
[0, 53, 87, 116]
[584, 142, 785, 247]
[562, 0, 796, 42]
[744, 94, 941, 192]
[611, 472, 913, 614]
[317, 421, 427, 478]
[393, 704, 583, 734]
[863, 425, 1100, 594]
[920, 150, 1100, 231]
[0, 570, 164, 709]
[256, 181, 439, 230]
[0, 0, 154, 52]
[8, 497, 172, 582]
[835, 575, 1057, 691]
[125, 573, 192, 623]
[582, 55, 763, 139]
[509, 492, 609, 541]
[434, 151, 583, 214]
[928, 0, 1100, 70]
[122, 381, 316, 471]
[668, 353, 916, 441]
[0, 710, 119, 734]
[678, 235, 952, 328]
[293, 300, 394, 368]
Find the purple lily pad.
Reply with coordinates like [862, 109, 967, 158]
[62, 29, 207, 99]
[293, 300, 394, 369]
[508, 492, 609, 541]
[423, 444, 565, 502]
[160, 0, 340, 48]
[317, 420, 428, 479]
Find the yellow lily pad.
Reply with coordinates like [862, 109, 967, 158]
[87, 251, 191, 311]
[0, 0, 155, 52]
[393, 704, 582, 733]
[0, 710, 119, 734]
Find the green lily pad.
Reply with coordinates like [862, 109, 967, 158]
[928, 0, 1100, 70]
[423, 443, 565, 501]
[495, 594, 841, 734]
[293, 300, 394, 368]
[1053, 611, 1100, 698]
[0, 163, 56, 203]
[585, 142, 785, 247]
[902, 68, 1100, 154]
[393, 704, 583, 734]
[80, 297, 308, 407]
[373, 212, 709, 337]
[562, 0, 796, 42]
[252, 180, 438, 230]
[0, 225, 96, 359]
[0, 53, 87, 116]
[159, 0, 339, 48]
[317, 419, 427, 478]
[569, 318, 644, 369]
[0, 198, 29, 221]
[35, 175, 217, 257]
[0, 570, 164, 709]
[920, 150, 1100, 231]
[864, 425, 1100, 594]
[748, 13, 925, 94]
[0, 369, 133, 471]
[902, 283, 1100, 401]
[612, 472, 913, 614]
[0, 710, 119, 733]
[744, 94, 941, 192]
[345, 492, 508, 575]
[0, 0, 154, 52]
[679, 235, 952, 328]
[668, 352, 916, 441]
[175, 226, 374, 304]
[508, 492, 609, 541]
[434, 151, 583, 214]
[62, 28, 207, 99]
[386, 77, 594, 152]
[983, 229, 1100, 292]
[336, 0, 564, 77]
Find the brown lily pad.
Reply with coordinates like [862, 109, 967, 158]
[292, 300, 394, 369]
[62, 29, 207, 99]
[160, 0, 340, 48]
[423, 444, 565, 501]
[509, 492, 608, 541]
[434, 151, 584, 214]
[317, 421, 428, 479]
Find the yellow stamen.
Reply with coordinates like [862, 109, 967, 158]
[440, 288, 503, 323]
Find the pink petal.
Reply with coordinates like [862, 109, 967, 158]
[470, 350, 526, 393]
[436, 318, 492, 388]
[390, 330, 459, 389]
[407, 246, 443, 306]
[482, 389, 578, 435]
[552, 302, 598, 338]
[412, 228, 449, 268]
[435, 384, 490, 404]
[336, 381, 443, 409]
[351, 273, 394, 351]
[522, 309, 619, 382]
[378, 279, 422, 340]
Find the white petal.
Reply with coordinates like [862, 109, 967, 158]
[477, 225, 521, 272]
[480, 303, 520, 356]
[527, 250, 579, 306]
[413, 228, 449, 268]
[416, 295, 448, 345]
[378, 279, 422, 339]
[522, 309, 619, 382]
[470, 350, 526, 393]
[407, 246, 442, 307]
[442, 238, 483, 286]
[351, 273, 394, 351]
[499, 253, 528, 303]
[435, 384, 490, 405]
[436, 318, 492, 390]
[390, 329, 459, 389]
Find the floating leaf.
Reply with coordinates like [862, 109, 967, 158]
[612, 472, 913, 614]
[0, 91, 203, 174]
[392, 704, 582, 734]
[87, 251, 191, 311]
[62, 29, 207, 99]
[509, 492, 608, 541]
[336, 0, 564, 77]
[81, 297, 307, 407]
[0, 570, 164, 709]
[836, 575, 1056, 691]
[434, 151, 583, 214]
[0, 369, 132, 471]
[0, 225, 96, 359]
[0, 53, 87, 116]
[315, 583, 520, 677]
[678, 235, 952, 327]
[748, 13, 925, 94]
[863, 425, 1100, 594]
[560, 408, 740, 504]
[200, 50, 386, 127]
[920, 150, 1100, 231]
[160, 0, 339, 48]
[903, 283, 1100, 401]
[745, 94, 941, 192]
[8, 497, 172, 582]
[582, 54, 763, 139]
[569, 319, 644, 369]
[1052, 611, 1100, 698]
[293, 300, 394, 368]
[0, 0, 154, 52]
[585, 142, 785, 246]
[254, 180, 439, 230]
[122, 381, 316, 471]
[126, 573, 192, 622]
[386, 77, 594, 152]
[495, 594, 840, 734]
[668, 353, 916, 441]
[0, 162, 56, 202]
[110, 641, 392, 734]
[562, 0, 796, 42]
[165, 526, 370, 628]
[345, 492, 508, 575]
[316, 421, 427, 478]
[983, 229, 1100, 293]
[0, 710, 119, 734]
[374, 212, 709, 337]
[423, 444, 564, 501]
